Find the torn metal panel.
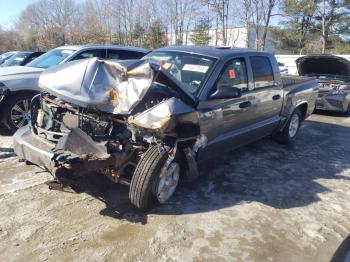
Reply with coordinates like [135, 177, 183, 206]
[54, 128, 109, 158]
[39, 58, 154, 115]
[130, 97, 198, 133]
[183, 147, 199, 182]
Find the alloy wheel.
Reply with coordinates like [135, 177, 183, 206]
[288, 113, 300, 138]
[156, 162, 180, 204]
[10, 99, 31, 128]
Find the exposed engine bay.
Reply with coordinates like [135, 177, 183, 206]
[29, 58, 202, 186]
[318, 80, 350, 90]
[296, 55, 350, 112]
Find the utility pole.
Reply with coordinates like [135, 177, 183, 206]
[322, 0, 326, 54]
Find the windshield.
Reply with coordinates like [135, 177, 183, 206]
[143, 51, 217, 95]
[27, 49, 74, 68]
[0, 52, 15, 64]
[1, 52, 31, 67]
[0, 52, 15, 59]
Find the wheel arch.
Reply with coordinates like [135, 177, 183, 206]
[296, 102, 308, 120]
[277, 101, 308, 133]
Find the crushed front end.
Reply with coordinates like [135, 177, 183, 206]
[315, 79, 350, 112]
[13, 58, 202, 188]
[296, 55, 350, 113]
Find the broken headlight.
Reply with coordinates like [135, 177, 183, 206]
[131, 101, 172, 131]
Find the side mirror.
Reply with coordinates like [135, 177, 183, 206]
[209, 85, 242, 99]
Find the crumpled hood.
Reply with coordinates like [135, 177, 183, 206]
[296, 55, 350, 80]
[39, 58, 196, 115]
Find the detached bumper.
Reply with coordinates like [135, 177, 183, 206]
[13, 125, 55, 170]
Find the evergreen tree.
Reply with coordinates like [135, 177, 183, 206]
[190, 18, 210, 46]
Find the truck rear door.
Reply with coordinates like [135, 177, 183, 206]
[247, 55, 283, 135]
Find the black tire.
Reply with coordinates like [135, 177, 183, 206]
[129, 145, 179, 211]
[274, 108, 303, 145]
[344, 105, 350, 116]
[2, 93, 34, 132]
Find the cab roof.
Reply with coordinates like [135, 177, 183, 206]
[55, 45, 149, 53]
[154, 46, 272, 59]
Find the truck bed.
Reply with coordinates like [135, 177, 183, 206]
[281, 75, 316, 89]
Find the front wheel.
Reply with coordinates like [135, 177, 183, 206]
[129, 145, 181, 211]
[274, 108, 302, 145]
[2, 93, 33, 132]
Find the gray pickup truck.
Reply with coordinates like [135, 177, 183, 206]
[13, 46, 318, 210]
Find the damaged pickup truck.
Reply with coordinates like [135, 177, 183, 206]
[14, 46, 318, 210]
[296, 55, 350, 114]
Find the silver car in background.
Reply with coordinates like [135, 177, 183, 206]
[296, 55, 350, 114]
[0, 45, 149, 131]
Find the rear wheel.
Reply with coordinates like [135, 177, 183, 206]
[2, 93, 33, 132]
[274, 108, 302, 145]
[344, 105, 350, 116]
[129, 145, 181, 210]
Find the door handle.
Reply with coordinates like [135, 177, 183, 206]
[272, 95, 281, 100]
[239, 101, 252, 109]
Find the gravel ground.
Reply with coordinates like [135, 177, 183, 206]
[1, 113, 350, 262]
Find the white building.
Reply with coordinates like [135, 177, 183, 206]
[167, 27, 275, 52]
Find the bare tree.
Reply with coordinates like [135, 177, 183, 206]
[164, 0, 201, 45]
[242, 0, 253, 47]
[250, 0, 279, 50]
[15, 0, 78, 50]
[204, 0, 231, 45]
[261, 0, 279, 50]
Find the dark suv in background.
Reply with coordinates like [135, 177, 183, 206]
[0, 51, 45, 67]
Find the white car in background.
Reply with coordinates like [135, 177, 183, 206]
[0, 45, 149, 131]
[278, 62, 289, 74]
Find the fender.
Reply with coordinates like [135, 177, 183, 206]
[277, 101, 308, 132]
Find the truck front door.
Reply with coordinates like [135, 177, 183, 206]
[197, 57, 259, 159]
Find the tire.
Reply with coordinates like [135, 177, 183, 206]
[344, 105, 350, 116]
[2, 93, 33, 132]
[274, 108, 302, 145]
[129, 145, 181, 211]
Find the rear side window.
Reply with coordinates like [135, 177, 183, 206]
[107, 50, 146, 60]
[250, 56, 274, 88]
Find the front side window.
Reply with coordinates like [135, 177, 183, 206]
[216, 58, 248, 92]
[27, 49, 74, 68]
[143, 51, 217, 95]
[71, 50, 104, 61]
[250, 56, 274, 88]
[107, 50, 146, 60]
